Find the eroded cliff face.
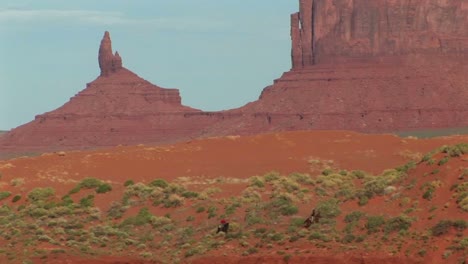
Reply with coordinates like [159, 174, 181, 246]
[1, 0, 468, 153]
[292, 0, 468, 67]
[235, 0, 468, 133]
[0, 33, 208, 151]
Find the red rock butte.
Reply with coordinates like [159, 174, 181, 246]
[1, 0, 468, 152]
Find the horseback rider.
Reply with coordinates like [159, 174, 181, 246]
[303, 208, 321, 228]
[216, 219, 229, 234]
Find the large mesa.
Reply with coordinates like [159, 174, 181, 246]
[291, 0, 468, 68]
[1, 0, 468, 155]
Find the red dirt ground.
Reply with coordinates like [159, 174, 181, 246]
[0, 130, 467, 264]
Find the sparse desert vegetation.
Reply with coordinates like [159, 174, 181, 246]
[0, 133, 467, 263]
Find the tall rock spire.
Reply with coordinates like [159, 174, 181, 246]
[291, 0, 315, 69]
[98, 31, 123, 76]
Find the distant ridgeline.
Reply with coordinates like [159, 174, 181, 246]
[1, 0, 468, 153]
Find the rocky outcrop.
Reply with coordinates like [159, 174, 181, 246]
[205, 0, 468, 135]
[1, 0, 468, 154]
[0, 32, 209, 152]
[291, 0, 468, 67]
[98, 31, 123, 76]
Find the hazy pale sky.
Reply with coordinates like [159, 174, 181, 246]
[0, 1, 298, 130]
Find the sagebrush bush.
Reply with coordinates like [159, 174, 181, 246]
[250, 176, 265, 188]
[28, 188, 55, 202]
[79, 195, 95, 207]
[431, 220, 453, 236]
[316, 198, 341, 218]
[366, 215, 385, 233]
[79, 177, 103, 189]
[0, 191, 11, 201]
[12, 195, 21, 203]
[96, 183, 112, 194]
[263, 171, 280, 182]
[124, 180, 134, 187]
[441, 143, 468, 157]
[121, 207, 153, 227]
[384, 215, 412, 233]
[344, 211, 364, 223]
[149, 179, 168, 188]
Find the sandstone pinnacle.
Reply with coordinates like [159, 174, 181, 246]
[98, 31, 123, 76]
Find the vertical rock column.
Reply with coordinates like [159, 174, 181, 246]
[299, 0, 314, 67]
[291, 12, 303, 69]
[291, 0, 315, 69]
[98, 31, 123, 76]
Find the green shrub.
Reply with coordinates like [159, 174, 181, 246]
[452, 219, 467, 230]
[245, 211, 264, 226]
[0, 191, 11, 201]
[243, 247, 258, 255]
[421, 154, 432, 162]
[12, 195, 21, 203]
[269, 195, 299, 216]
[345, 211, 364, 223]
[250, 176, 265, 188]
[184, 247, 200, 258]
[79, 177, 103, 189]
[438, 157, 450, 166]
[28, 207, 49, 218]
[181, 191, 198, 199]
[431, 220, 453, 236]
[358, 195, 369, 206]
[124, 180, 134, 186]
[68, 186, 81, 195]
[322, 169, 333, 176]
[342, 233, 356, 243]
[396, 161, 416, 173]
[61, 195, 74, 206]
[28, 187, 55, 202]
[290, 217, 306, 228]
[459, 238, 468, 249]
[422, 186, 435, 200]
[225, 201, 241, 216]
[79, 195, 94, 207]
[196, 206, 205, 213]
[352, 170, 366, 179]
[163, 194, 184, 208]
[307, 232, 330, 242]
[263, 171, 280, 182]
[290, 173, 314, 184]
[334, 188, 355, 201]
[207, 206, 217, 219]
[316, 198, 341, 218]
[121, 207, 153, 226]
[384, 215, 412, 233]
[442, 143, 468, 157]
[364, 179, 387, 196]
[280, 204, 298, 216]
[149, 179, 168, 188]
[366, 215, 385, 233]
[96, 183, 112, 194]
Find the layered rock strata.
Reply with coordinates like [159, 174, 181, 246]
[1, 0, 468, 153]
[291, 0, 468, 67]
[0, 32, 208, 151]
